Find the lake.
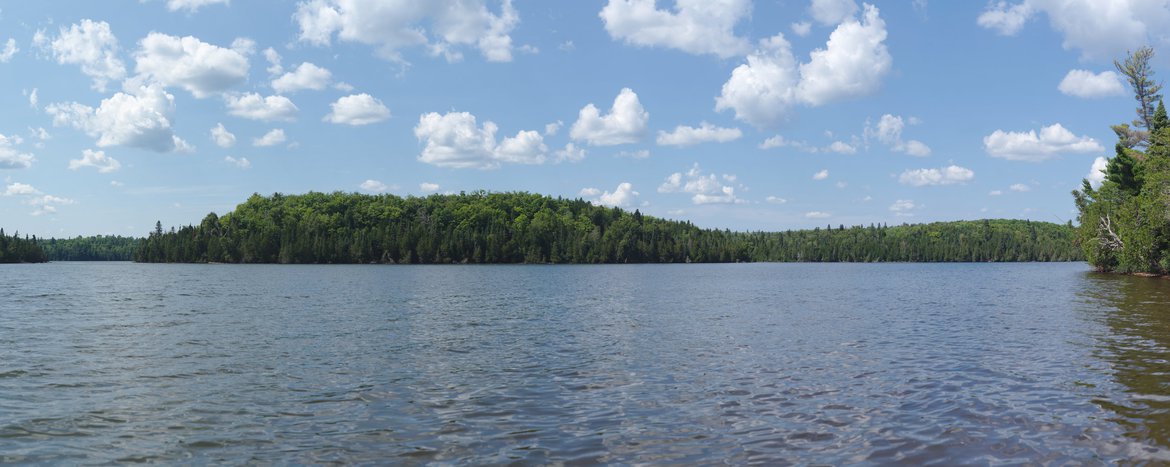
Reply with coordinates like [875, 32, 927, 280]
[2, 262, 1170, 464]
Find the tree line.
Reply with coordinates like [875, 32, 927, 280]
[0, 229, 48, 263]
[132, 191, 1081, 264]
[1074, 47, 1170, 274]
[37, 235, 139, 261]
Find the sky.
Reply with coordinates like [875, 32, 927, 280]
[1, 0, 1169, 238]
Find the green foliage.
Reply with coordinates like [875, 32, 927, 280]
[0, 229, 48, 263]
[1076, 49, 1170, 274]
[37, 235, 140, 261]
[134, 191, 1081, 264]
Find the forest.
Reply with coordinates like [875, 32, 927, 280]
[0, 229, 48, 263]
[133, 191, 1081, 264]
[1074, 47, 1170, 274]
[37, 236, 139, 261]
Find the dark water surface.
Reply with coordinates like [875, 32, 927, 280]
[3, 262, 1170, 464]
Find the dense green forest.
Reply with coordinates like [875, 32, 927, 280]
[0, 229, 48, 263]
[1074, 47, 1170, 274]
[133, 191, 1080, 264]
[37, 236, 139, 261]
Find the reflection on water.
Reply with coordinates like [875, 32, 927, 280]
[4, 262, 1170, 463]
[1080, 273, 1170, 454]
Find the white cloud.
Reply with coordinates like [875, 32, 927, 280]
[570, 88, 649, 146]
[224, 155, 251, 169]
[37, 19, 126, 91]
[253, 129, 287, 147]
[26, 88, 38, 109]
[590, 182, 639, 207]
[414, 111, 547, 169]
[3, 182, 39, 196]
[889, 199, 916, 212]
[826, 141, 856, 154]
[1010, 183, 1031, 192]
[555, 143, 586, 163]
[805, 211, 831, 219]
[797, 4, 891, 107]
[210, 123, 235, 148]
[599, 0, 752, 58]
[616, 149, 651, 159]
[578, 187, 602, 197]
[0, 134, 34, 169]
[263, 47, 283, 76]
[166, 0, 229, 12]
[1058, 70, 1125, 99]
[324, 93, 390, 125]
[360, 179, 391, 192]
[46, 83, 183, 153]
[68, 149, 120, 173]
[791, 21, 812, 37]
[983, 123, 1104, 162]
[766, 196, 787, 204]
[1087, 156, 1108, 188]
[225, 93, 298, 121]
[545, 120, 563, 136]
[420, 182, 440, 192]
[898, 165, 975, 186]
[865, 114, 932, 156]
[759, 135, 815, 151]
[810, 0, 859, 25]
[716, 4, 890, 128]
[134, 33, 249, 98]
[813, 169, 829, 180]
[272, 62, 332, 93]
[656, 122, 742, 147]
[658, 163, 746, 205]
[989, 190, 1003, 196]
[0, 38, 17, 62]
[976, 0, 1170, 61]
[28, 127, 50, 142]
[295, 0, 520, 63]
[977, 1, 1033, 35]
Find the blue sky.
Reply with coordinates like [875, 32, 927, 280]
[1, 0, 1167, 237]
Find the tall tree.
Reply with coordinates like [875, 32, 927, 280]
[1115, 46, 1163, 146]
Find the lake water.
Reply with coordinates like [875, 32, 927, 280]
[3, 262, 1170, 464]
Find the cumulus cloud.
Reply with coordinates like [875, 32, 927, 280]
[224, 155, 251, 169]
[420, 182, 440, 192]
[4, 182, 73, 216]
[225, 93, 298, 121]
[295, 0, 520, 63]
[3, 182, 39, 196]
[210, 123, 235, 148]
[0, 134, 35, 169]
[766, 196, 787, 204]
[0, 38, 17, 62]
[615, 149, 651, 159]
[36, 19, 126, 91]
[865, 114, 931, 156]
[133, 33, 249, 98]
[656, 122, 742, 147]
[272, 62, 332, 93]
[324, 93, 390, 125]
[583, 182, 639, 207]
[544, 120, 563, 136]
[68, 149, 121, 173]
[658, 163, 746, 205]
[810, 0, 859, 25]
[826, 141, 856, 154]
[46, 83, 185, 153]
[898, 165, 975, 186]
[889, 198, 916, 215]
[813, 169, 829, 180]
[1058, 70, 1125, 99]
[360, 179, 391, 193]
[791, 21, 812, 37]
[805, 211, 831, 219]
[1087, 156, 1108, 188]
[26, 88, 38, 109]
[1010, 183, 1031, 192]
[716, 4, 890, 127]
[554, 143, 586, 163]
[253, 129, 287, 147]
[570, 88, 649, 146]
[976, 0, 1170, 61]
[983, 123, 1104, 162]
[415, 111, 547, 169]
[599, 0, 752, 58]
[166, 0, 229, 12]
